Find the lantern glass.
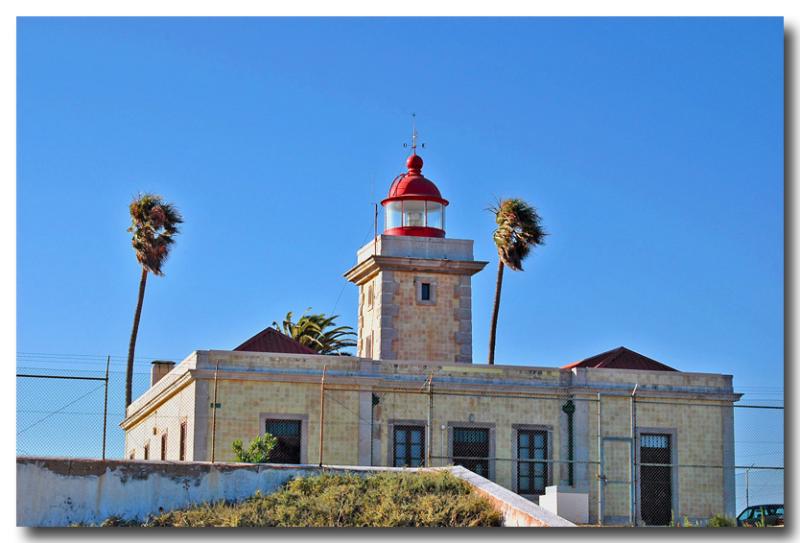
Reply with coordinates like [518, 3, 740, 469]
[403, 200, 426, 227]
[426, 202, 443, 230]
[386, 201, 402, 230]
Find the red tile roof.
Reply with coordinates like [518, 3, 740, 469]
[234, 327, 317, 355]
[561, 346, 678, 372]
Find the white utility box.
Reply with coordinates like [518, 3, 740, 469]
[538, 486, 589, 524]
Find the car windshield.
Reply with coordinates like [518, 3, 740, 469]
[751, 505, 782, 518]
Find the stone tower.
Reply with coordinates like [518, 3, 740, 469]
[344, 152, 487, 363]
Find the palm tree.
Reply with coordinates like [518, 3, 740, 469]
[487, 198, 546, 365]
[274, 310, 357, 355]
[126, 194, 183, 407]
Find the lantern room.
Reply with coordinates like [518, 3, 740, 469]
[382, 153, 449, 238]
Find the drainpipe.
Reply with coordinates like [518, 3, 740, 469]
[561, 399, 575, 487]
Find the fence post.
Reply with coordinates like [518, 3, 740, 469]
[745, 466, 751, 507]
[319, 365, 326, 467]
[102, 355, 110, 460]
[426, 374, 433, 467]
[630, 384, 638, 526]
[210, 360, 219, 463]
[597, 393, 604, 526]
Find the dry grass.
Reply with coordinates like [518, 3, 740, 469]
[101, 470, 503, 528]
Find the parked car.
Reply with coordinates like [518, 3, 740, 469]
[736, 504, 784, 527]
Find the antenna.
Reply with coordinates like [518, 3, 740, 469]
[403, 113, 425, 152]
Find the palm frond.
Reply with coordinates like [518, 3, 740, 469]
[128, 193, 184, 276]
[490, 198, 546, 271]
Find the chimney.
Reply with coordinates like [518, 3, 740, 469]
[150, 360, 176, 387]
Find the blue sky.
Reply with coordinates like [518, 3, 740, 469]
[17, 18, 782, 397]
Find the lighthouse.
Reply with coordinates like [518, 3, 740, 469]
[344, 149, 487, 363]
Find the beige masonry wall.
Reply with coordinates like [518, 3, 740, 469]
[392, 270, 465, 362]
[124, 381, 196, 461]
[122, 351, 738, 525]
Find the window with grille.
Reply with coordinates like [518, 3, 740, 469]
[161, 433, 168, 461]
[265, 419, 302, 464]
[452, 427, 490, 478]
[517, 430, 548, 494]
[179, 421, 187, 461]
[143, 443, 149, 460]
[393, 425, 425, 467]
[640, 433, 673, 526]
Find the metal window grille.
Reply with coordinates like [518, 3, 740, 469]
[265, 419, 301, 464]
[452, 427, 490, 478]
[160, 433, 167, 461]
[640, 433, 672, 526]
[393, 425, 425, 467]
[143, 443, 149, 460]
[518, 430, 548, 494]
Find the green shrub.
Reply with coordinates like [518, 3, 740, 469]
[231, 433, 277, 463]
[123, 471, 503, 527]
[708, 514, 736, 528]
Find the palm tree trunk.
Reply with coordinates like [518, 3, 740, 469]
[487, 260, 505, 365]
[126, 267, 148, 408]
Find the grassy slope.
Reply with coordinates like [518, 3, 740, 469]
[102, 471, 504, 528]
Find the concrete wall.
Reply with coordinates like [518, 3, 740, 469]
[16, 458, 573, 527]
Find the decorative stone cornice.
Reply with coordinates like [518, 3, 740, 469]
[344, 255, 488, 285]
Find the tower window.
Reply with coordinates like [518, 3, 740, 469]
[421, 283, 431, 301]
[415, 278, 436, 305]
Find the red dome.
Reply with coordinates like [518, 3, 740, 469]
[381, 153, 449, 207]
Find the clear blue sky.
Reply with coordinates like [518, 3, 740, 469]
[18, 17, 783, 395]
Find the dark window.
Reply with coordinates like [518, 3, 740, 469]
[640, 433, 672, 526]
[161, 433, 168, 460]
[143, 443, 149, 460]
[129, 450, 135, 460]
[265, 419, 302, 464]
[179, 421, 187, 461]
[393, 425, 425, 467]
[421, 283, 431, 301]
[518, 430, 548, 494]
[453, 427, 490, 478]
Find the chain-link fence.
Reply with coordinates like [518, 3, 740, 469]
[16, 356, 153, 459]
[16, 355, 784, 527]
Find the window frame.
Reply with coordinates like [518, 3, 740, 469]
[447, 422, 496, 481]
[635, 427, 679, 526]
[259, 413, 309, 464]
[392, 424, 426, 467]
[160, 431, 168, 461]
[414, 277, 437, 306]
[387, 419, 428, 467]
[179, 420, 187, 461]
[511, 424, 553, 496]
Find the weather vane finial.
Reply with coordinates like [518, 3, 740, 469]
[403, 113, 425, 154]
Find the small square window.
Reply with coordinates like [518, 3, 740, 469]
[421, 283, 431, 301]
